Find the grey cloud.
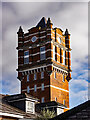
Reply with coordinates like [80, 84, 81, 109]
[69, 89, 88, 108]
[2, 0, 89, 2]
[2, 2, 88, 108]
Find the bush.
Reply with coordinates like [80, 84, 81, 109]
[36, 108, 56, 120]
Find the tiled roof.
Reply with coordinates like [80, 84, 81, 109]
[3, 93, 39, 102]
[0, 94, 7, 99]
[36, 101, 67, 113]
[50, 100, 90, 120]
[0, 101, 37, 119]
[36, 101, 66, 108]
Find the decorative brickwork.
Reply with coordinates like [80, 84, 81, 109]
[17, 17, 72, 111]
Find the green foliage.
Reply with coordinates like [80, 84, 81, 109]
[36, 108, 56, 120]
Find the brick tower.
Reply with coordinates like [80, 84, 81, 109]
[17, 17, 72, 110]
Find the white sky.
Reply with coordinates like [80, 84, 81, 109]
[1, 1, 89, 108]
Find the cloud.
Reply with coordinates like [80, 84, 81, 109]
[77, 70, 88, 80]
[2, 0, 89, 2]
[69, 79, 88, 93]
[2, 75, 21, 95]
[2, 26, 18, 76]
[69, 89, 88, 109]
[1, 2, 88, 108]
[69, 72, 88, 108]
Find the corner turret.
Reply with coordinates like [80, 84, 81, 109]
[36, 17, 47, 29]
[64, 29, 70, 49]
[17, 26, 24, 47]
[65, 29, 72, 81]
[47, 17, 53, 28]
[17, 26, 24, 34]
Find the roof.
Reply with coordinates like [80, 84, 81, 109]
[0, 101, 37, 119]
[36, 17, 47, 28]
[36, 101, 67, 109]
[3, 93, 39, 102]
[50, 100, 90, 120]
[17, 26, 24, 33]
[64, 28, 70, 35]
[0, 94, 6, 99]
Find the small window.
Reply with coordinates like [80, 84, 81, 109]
[40, 46, 46, 60]
[34, 85, 37, 92]
[41, 97, 44, 103]
[55, 97, 57, 101]
[24, 57, 29, 64]
[60, 48, 62, 63]
[54, 72, 56, 79]
[41, 83, 44, 91]
[27, 101, 34, 112]
[63, 51, 65, 65]
[55, 46, 57, 61]
[27, 75, 29, 82]
[63, 75, 65, 82]
[41, 72, 44, 79]
[24, 51, 29, 56]
[40, 53, 46, 60]
[57, 37, 61, 43]
[63, 100, 65, 105]
[53, 45, 55, 61]
[34, 73, 37, 80]
[40, 46, 45, 52]
[60, 37, 62, 43]
[24, 51, 29, 64]
[27, 86, 30, 93]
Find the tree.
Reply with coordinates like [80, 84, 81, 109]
[36, 108, 56, 120]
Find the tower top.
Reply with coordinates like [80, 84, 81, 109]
[47, 17, 53, 25]
[65, 29, 70, 35]
[17, 26, 23, 34]
[17, 17, 72, 110]
[36, 17, 47, 29]
[36, 17, 53, 29]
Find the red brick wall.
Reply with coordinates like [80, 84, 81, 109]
[17, 22, 71, 108]
[50, 71, 69, 108]
[21, 71, 51, 102]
